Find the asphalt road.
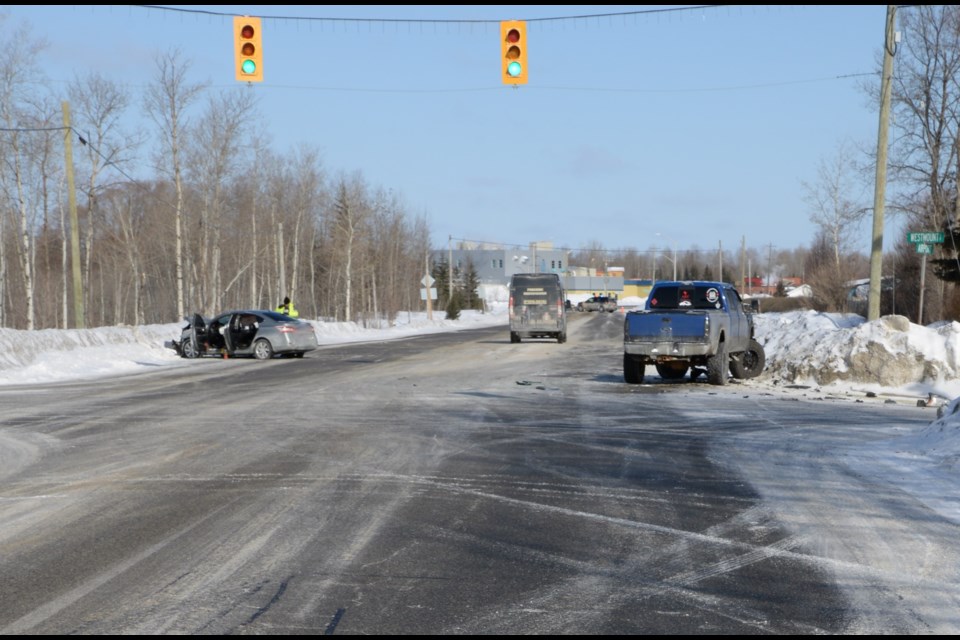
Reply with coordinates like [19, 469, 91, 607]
[0, 311, 954, 634]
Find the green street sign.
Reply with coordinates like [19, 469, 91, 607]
[916, 243, 934, 254]
[907, 231, 944, 243]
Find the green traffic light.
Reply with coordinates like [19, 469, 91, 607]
[507, 61, 522, 78]
[242, 60, 257, 75]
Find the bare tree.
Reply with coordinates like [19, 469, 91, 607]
[284, 145, 325, 313]
[329, 173, 371, 322]
[186, 88, 257, 313]
[0, 18, 48, 329]
[884, 6, 960, 320]
[143, 49, 206, 321]
[802, 139, 869, 277]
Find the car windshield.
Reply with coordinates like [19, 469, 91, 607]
[649, 285, 725, 310]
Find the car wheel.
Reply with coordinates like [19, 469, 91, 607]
[181, 337, 200, 359]
[656, 362, 688, 380]
[706, 339, 729, 386]
[253, 339, 274, 360]
[510, 332, 520, 343]
[624, 353, 645, 384]
[293, 351, 305, 358]
[557, 332, 567, 344]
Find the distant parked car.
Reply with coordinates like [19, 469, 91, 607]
[577, 295, 618, 313]
[170, 310, 318, 360]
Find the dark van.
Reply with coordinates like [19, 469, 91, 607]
[509, 273, 567, 343]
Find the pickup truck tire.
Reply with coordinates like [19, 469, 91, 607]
[623, 353, 645, 384]
[655, 362, 689, 380]
[558, 332, 567, 344]
[706, 339, 728, 386]
[510, 332, 520, 343]
[730, 338, 765, 379]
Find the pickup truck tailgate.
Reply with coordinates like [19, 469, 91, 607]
[624, 310, 708, 343]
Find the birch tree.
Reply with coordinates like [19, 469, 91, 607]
[143, 49, 205, 321]
[0, 19, 47, 329]
[330, 174, 371, 323]
[187, 89, 256, 312]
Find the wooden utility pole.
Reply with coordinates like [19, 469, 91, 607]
[424, 252, 433, 320]
[739, 236, 746, 290]
[718, 240, 723, 283]
[62, 101, 85, 329]
[868, 5, 897, 321]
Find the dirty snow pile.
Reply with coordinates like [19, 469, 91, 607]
[753, 311, 960, 399]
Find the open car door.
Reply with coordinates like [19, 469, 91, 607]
[182, 313, 206, 358]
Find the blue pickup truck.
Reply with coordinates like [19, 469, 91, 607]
[623, 281, 765, 385]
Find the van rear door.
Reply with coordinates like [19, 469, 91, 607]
[509, 274, 565, 340]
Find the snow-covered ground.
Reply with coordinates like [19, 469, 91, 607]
[1, 303, 960, 528]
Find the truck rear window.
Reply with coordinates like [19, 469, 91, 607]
[649, 285, 724, 310]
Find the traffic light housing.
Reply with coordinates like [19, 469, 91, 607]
[500, 20, 528, 85]
[233, 16, 263, 82]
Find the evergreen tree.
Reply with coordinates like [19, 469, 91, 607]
[431, 259, 450, 308]
[463, 260, 481, 310]
[445, 289, 463, 320]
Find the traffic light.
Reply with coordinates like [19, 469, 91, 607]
[500, 20, 528, 85]
[233, 16, 263, 83]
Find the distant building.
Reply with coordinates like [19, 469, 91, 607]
[431, 241, 569, 285]
[430, 241, 624, 298]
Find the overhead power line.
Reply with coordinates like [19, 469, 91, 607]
[135, 5, 731, 25]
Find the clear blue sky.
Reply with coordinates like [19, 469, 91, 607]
[6, 5, 894, 257]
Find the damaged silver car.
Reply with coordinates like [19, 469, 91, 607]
[170, 310, 318, 360]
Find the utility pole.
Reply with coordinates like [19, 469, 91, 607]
[718, 240, 723, 283]
[448, 235, 453, 302]
[62, 101, 85, 329]
[424, 252, 433, 320]
[767, 243, 774, 293]
[868, 5, 897, 321]
[918, 252, 926, 325]
[740, 236, 746, 290]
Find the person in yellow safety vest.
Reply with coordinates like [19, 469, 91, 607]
[276, 296, 299, 318]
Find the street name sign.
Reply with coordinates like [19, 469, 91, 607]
[907, 231, 944, 244]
